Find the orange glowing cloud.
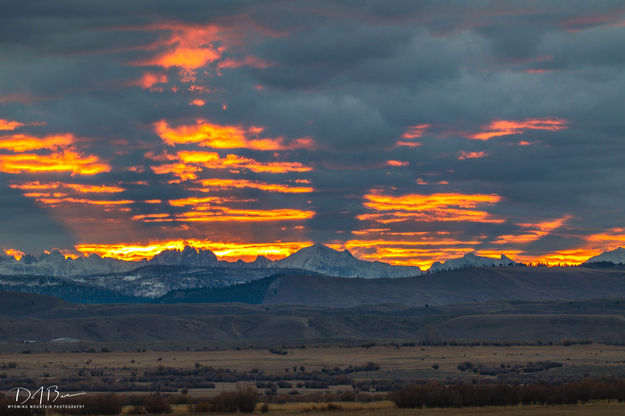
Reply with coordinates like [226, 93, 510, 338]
[402, 124, 430, 139]
[499, 227, 625, 266]
[0, 119, 24, 131]
[491, 227, 625, 267]
[3, 248, 25, 260]
[154, 119, 315, 151]
[386, 160, 409, 167]
[336, 239, 483, 270]
[31, 197, 134, 206]
[65, 184, 125, 193]
[0, 132, 109, 176]
[132, 206, 313, 224]
[0, 133, 74, 152]
[492, 216, 571, 245]
[129, 194, 315, 223]
[10, 181, 124, 194]
[0, 150, 110, 175]
[469, 118, 567, 140]
[130, 72, 168, 89]
[129, 21, 284, 85]
[75, 240, 313, 262]
[457, 151, 488, 160]
[198, 178, 313, 193]
[168, 196, 232, 207]
[175, 208, 314, 223]
[154, 119, 247, 148]
[395, 141, 422, 148]
[523, 249, 603, 266]
[330, 226, 487, 269]
[585, 228, 625, 246]
[151, 151, 312, 181]
[395, 124, 429, 148]
[189, 99, 206, 106]
[134, 24, 222, 71]
[217, 56, 274, 70]
[358, 191, 502, 224]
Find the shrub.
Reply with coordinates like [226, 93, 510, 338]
[128, 405, 145, 414]
[212, 385, 258, 413]
[390, 377, 625, 409]
[74, 394, 125, 415]
[143, 394, 171, 414]
[193, 401, 213, 412]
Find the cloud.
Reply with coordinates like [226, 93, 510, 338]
[457, 151, 489, 160]
[75, 239, 312, 262]
[468, 118, 568, 140]
[359, 191, 503, 224]
[0, 150, 109, 175]
[154, 119, 314, 150]
[0, 1, 624, 266]
[492, 216, 571, 245]
[197, 178, 313, 193]
[0, 119, 24, 131]
[150, 150, 312, 181]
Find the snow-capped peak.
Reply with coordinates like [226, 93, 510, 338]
[0, 249, 143, 277]
[149, 245, 218, 267]
[584, 247, 625, 265]
[274, 243, 421, 278]
[249, 255, 273, 268]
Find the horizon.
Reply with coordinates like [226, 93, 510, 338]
[2, 2, 625, 270]
[3, 242, 622, 271]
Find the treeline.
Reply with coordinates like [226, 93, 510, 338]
[0, 386, 259, 415]
[16, 362, 379, 393]
[419, 339, 594, 347]
[391, 377, 625, 408]
[457, 360, 563, 376]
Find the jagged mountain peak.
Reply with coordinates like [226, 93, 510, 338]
[39, 249, 65, 262]
[584, 247, 625, 265]
[275, 243, 420, 278]
[250, 255, 272, 268]
[149, 245, 218, 266]
[296, 243, 349, 256]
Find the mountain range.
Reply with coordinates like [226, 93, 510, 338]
[1, 244, 624, 303]
[0, 243, 422, 279]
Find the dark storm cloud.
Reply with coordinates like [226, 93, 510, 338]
[0, 176, 76, 252]
[1, 0, 624, 264]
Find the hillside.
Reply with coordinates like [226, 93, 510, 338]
[161, 267, 625, 307]
[4, 291, 625, 345]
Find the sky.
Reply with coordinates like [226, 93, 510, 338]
[1, 0, 625, 269]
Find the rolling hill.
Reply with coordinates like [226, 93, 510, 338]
[161, 266, 625, 307]
[4, 291, 625, 345]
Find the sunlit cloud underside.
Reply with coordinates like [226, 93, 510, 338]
[1, 2, 625, 269]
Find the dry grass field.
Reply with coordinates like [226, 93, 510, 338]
[3, 343, 625, 384]
[3, 344, 625, 414]
[152, 401, 625, 415]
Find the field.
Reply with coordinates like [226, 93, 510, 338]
[4, 343, 625, 380]
[137, 401, 625, 415]
[249, 402, 625, 415]
[3, 343, 625, 394]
